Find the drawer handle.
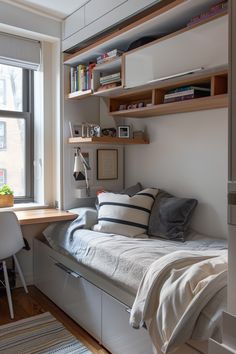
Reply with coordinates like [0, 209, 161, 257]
[125, 307, 131, 314]
[54, 262, 81, 278]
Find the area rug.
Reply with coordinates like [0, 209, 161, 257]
[0, 312, 92, 353]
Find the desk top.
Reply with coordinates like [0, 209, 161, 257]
[15, 209, 77, 225]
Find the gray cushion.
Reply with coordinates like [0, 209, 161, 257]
[121, 182, 143, 196]
[148, 190, 198, 241]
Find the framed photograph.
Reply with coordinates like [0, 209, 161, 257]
[69, 122, 82, 138]
[118, 125, 130, 138]
[97, 149, 118, 180]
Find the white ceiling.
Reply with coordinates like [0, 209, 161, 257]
[8, 0, 89, 19]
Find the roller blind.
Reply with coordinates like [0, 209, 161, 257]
[0, 32, 40, 70]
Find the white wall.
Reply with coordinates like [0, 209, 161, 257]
[124, 108, 228, 239]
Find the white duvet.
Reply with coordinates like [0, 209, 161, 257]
[130, 250, 227, 354]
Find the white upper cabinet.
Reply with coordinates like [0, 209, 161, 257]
[84, 0, 127, 26]
[62, 0, 160, 51]
[124, 14, 228, 88]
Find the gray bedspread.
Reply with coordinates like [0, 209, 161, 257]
[43, 219, 227, 295]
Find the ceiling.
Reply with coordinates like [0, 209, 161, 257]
[8, 0, 89, 19]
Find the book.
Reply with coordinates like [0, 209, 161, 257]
[164, 87, 210, 99]
[167, 85, 211, 94]
[96, 49, 123, 64]
[187, 0, 228, 27]
[96, 82, 121, 92]
[164, 92, 210, 103]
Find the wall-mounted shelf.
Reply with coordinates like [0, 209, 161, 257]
[68, 136, 149, 145]
[109, 69, 228, 118]
[67, 89, 92, 100]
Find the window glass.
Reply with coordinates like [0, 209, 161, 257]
[0, 118, 26, 196]
[0, 64, 23, 112]
[0, 168, 6, 187]
[0, 63, 33, 201]
[0, 121, 6, 149]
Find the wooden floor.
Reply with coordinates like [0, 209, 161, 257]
[0, 286, 109, 354]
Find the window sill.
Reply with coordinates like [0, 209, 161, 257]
[0, 202, 50, 212]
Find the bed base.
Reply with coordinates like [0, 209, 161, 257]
[33, 236, 206, 354]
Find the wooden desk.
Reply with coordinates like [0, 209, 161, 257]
[15, 209, 77, 225]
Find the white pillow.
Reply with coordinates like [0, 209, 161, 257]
[93, 188, 158, 237]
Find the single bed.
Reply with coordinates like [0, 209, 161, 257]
[36, 199, 227, 354]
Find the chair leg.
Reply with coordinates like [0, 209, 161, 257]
[13, 255, 28, 294]
[2, 261, 14, 319]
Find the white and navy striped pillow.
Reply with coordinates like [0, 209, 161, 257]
[93, 188, 158, 237]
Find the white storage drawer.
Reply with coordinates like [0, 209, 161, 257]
[102, 292, 153, 354]
[33, 239, 102, 341]
[60, 267, 101, 341]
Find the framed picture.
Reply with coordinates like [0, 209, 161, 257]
[118, 125, 130, 138]
[69, 122, 82, 138]
[97, 149, 118, 180]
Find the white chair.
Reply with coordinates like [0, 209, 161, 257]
[0, 211, 28, 319]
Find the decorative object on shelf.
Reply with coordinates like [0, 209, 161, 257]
[126, 36, 157, 51]
[101, 128, 116, 137]
[118, 125, 130, 138]
[97, 149, 118, 180]
[73, 148, 91, 196]
[0, 184, 14, 208]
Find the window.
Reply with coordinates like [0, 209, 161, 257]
[0, 121, 6, 149]
[0, 64, 34, 202]
[0, 168, 6, 187]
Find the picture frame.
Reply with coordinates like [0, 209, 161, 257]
[69, 121, 82, 138]
[97, 149, 118, 180]
[118, 125, 130, 138]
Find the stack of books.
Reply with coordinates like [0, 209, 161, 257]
[163, 85, 211, 104]
[98, 72, 121, 91]
[187, 0, 228, 27]
[70, 63, 96, 93]
[96, 49, 123, 65]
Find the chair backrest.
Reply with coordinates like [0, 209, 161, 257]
[0, 211, 24, 260]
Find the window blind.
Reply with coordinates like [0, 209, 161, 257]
[0, 32, 40, 70]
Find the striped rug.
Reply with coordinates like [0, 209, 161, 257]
[0, 312, 92, 353]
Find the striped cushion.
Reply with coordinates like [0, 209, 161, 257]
[93, 188, 158, 237]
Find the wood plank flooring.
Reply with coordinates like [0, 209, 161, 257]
[0, 286, 109, 354]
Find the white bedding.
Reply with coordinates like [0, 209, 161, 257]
[130, 250, 227, 353]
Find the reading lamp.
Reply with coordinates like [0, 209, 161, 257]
[73, 147, 91, 196]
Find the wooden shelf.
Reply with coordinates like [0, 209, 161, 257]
[68, 136, 149, 144]
[93, 85, 124, 97]
[67, 89, 92, 100]
[109, 94, 228, 118]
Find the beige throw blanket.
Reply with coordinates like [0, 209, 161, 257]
[130, 250, 227, 354]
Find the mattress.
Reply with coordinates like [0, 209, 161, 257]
[43, 226, 227, 296]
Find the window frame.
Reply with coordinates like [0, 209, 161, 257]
[0, 68, 34, 203]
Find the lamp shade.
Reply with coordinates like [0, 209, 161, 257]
[73, 154, 85, 181]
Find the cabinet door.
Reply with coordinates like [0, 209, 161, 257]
[102, 292, 153, 354]
[84, 0, 127, 26]
[33, 239, 65, 308]
[62, 273, 101, 341]
[34, 239, 102, 341]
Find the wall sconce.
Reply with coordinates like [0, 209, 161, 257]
[73, 147, 91, 196]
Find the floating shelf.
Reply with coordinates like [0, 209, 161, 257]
[109, 94, 228, 118]
[67, 89, 92, 100]
[68, 136, 149, 144]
